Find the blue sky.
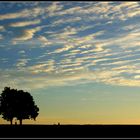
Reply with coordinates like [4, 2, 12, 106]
[1, 1, 140, 124]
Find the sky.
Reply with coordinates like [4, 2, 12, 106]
[1, 1, 140, 124]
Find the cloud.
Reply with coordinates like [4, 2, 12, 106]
[53, 17, 81, 26]
[45, 30, 105, 55]
[122, 23, 140, 31]
[18, 50, 25, 54]
[0, 68, 89, 91]
[28, 63, 48, 73]
[0, 6, 47, 21]
[60, 66, 85, 74]
[0, 58, 8, 63]
[0, 26, 5, 31]
[16, 58, 30, 68]
[2, 63, 140, 93]
[3, 2, 140, 90]
[9, 19, 41, 27]
[103, 76, 140, 87]
[49, 26, 78, 40]
[93, 43, 105, 52]
[13, 26, 42, 42]
[54, 45, 75, 53]
[0, 9, 30, 20]
[56, 6, 83, 16]
[28, 60, 55, 74]
[134, 75, 140, 79]
[61, 63, 82, 68]
[54, 2, 140, 22]
[46, 2, 63, 16]
[38, 35, 52, 47]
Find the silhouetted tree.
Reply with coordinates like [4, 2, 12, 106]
[0, 87, 17, 125]
[0, 87, 39, 125]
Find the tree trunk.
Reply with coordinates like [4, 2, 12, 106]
[19, 119, 22, 125]
[10, 119, 13, 125]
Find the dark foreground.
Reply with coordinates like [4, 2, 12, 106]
[0, 125, 140, 138]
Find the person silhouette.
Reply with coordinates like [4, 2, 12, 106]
[15, 119, 17, 125]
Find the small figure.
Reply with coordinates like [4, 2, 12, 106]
[58, 122, 60, 125]
[15, 119, 17, 125]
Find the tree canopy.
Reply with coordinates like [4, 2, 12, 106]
[0, 87, 39, 125]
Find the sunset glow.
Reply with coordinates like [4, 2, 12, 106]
[1, 1, 140, 124]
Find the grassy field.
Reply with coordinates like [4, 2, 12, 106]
[0, 124, 140, 138]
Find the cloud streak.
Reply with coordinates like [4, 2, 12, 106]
[13, 26, 42, 42]
[9, 19, 41, 27]
[1, 2, 140, 91]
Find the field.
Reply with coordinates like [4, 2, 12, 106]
[0, 125, 140, 138]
